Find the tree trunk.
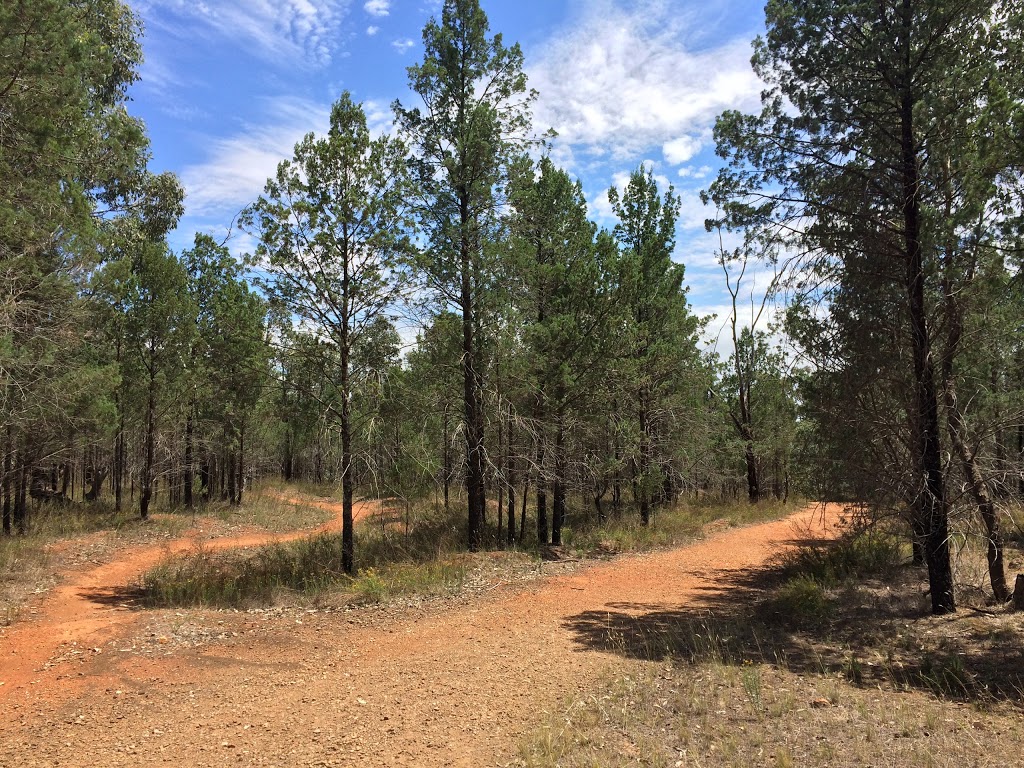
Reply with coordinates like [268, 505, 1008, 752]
[551, 414, 566, 547]
[744, 439, 759, 504]
[496, 405, 505, 546]
[184, 403, 194, 509]
[140, 370, 156, 520]
[520, 473, 529, 546]
[442, 403, 451, 512]
[1018, 421, 1024, 498]
[15, 450, 28, 535]
[638, 391, 652, 526]
[227, 449, 237, 505]
[341, 349, 355, 575]
[235, 421, 245, 506]
[941, 238, 1008, 603]
[201, 455, 212, 504]
[900, 69, 953, 614]
[3, 428, 12, 535]
[946, 386, 1009, 602]
[460, 190, 486, 551]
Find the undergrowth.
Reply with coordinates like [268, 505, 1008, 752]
[559, 496, 801, 555]
[140, 491, 803, 609]
[141, 499, 469, 607]
[517, 523, 1024, 767]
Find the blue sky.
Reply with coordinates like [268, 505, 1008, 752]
[126, 0, 770, 346]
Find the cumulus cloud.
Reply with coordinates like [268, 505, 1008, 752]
[364, 0, 390, 16]
[136, 0, 349, 67]
[180, 96, 333, 218]
[392, 38, 415, 54]
[663, 135, 704, 165]
[366, 25, 380, 35]
[530, 1, 761, 162]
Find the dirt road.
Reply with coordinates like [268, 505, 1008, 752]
[0, 503, 839, 767]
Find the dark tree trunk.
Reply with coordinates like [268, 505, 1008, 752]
[227, 450, 237, 505]
[496, 406, 505, 546]
[594, 477, 607, 522]
[16, 447, 28, 535]
[1018, 421, 1024, 498]
[114, 341, 125, 512]
[520, 474, 529, 546]
[442, 404, 451, 512]
[506, 476, 516, 546]
[220, 447, 229, 501]
[551, 415, 566, 547]
[638, 392, 652, 526]
[235, 421, 245, 506]
[941, 246, 1008, 603]
[899, 56, 953, 614]
[283, 428, 294, 482]
[341, 351, 355, 575]
[612, 409, 622, 515]
[506, 422, 516, 546]
[140, 366, 156, 521]
[3, 428, 12, 535]
[535, 431, 549, 546]
[184, 404, 194, 508]
[744, 440, 759, 504]
[201, 455, 212, 504]
[459, 190, 487, 551]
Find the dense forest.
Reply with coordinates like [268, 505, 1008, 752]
[2, 0, 1023, 616]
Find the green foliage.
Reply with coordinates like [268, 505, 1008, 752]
[769, 575, 833, 628]
[778, 529, 905, 588]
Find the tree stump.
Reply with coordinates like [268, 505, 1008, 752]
[1013, 575, 1024, 611]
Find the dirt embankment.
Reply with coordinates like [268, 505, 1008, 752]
[0, 502, 840, 768]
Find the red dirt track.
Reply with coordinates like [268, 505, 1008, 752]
[0, 502, 840, 767]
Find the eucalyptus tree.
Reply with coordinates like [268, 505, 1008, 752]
[243, 93, 412, 574]
[394, 0, 542, 550]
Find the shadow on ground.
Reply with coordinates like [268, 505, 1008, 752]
[563, 557, 1024, 706]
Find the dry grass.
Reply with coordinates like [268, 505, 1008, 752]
[518, 520, 1024, 767]
[516, 660, 1023, 768]
[557, 497, 803, 556]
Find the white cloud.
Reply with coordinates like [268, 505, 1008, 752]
[180, 96, 333, 218]
[136, 0, 350, 67]
[366, 25, 380, 35]
[392, 38, 415, 54]
[364, 0, 390, 16]
[362, 99, 396, 137]
[676, 186, 713, 230]
[663, 135, 704, 165]
[530, 1, 762, 162]
[679, 165, 712, 179]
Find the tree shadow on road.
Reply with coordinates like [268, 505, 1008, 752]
[563, 558, 1024, 706]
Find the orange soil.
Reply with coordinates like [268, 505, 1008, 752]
[0, 494, 375, 699]
[0, 502, 841, 767]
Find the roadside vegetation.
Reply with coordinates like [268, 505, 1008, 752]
[518, 517, 1024, 767]
[138, 491, 804, 609]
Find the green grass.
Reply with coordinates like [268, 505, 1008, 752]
[776, 526, 905, 588]
[140, 492, 803, 610]
[140, 498, 469, 608]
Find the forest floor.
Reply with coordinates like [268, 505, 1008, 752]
[1, 496, 1022, 767]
